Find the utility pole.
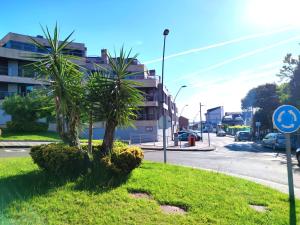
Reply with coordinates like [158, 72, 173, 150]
[200, 103, 204, 142]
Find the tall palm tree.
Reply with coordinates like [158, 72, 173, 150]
[30, 24, 84, 147]
[87, 48, 143, 155]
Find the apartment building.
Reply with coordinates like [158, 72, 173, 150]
[205, 106, 224, 128]
[0, 32, 86, 125]
[0, 32, 177, 142]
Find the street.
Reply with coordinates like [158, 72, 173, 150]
[0, 148, 30, 158]
[144, 133, 300, 197]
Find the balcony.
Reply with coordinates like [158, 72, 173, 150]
[0, 91, 16, 99]
[0, 75, 48, 85]
[0, 91, 28, 100]
[136, 113, 157, 121]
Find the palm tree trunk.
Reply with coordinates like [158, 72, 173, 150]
[102, 120, 116, 155]
[55, 97, 67, 143]
[88, 110, 93, 154]
[67, 111, 80, 147]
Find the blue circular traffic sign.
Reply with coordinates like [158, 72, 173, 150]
[272, 105, 300, 133]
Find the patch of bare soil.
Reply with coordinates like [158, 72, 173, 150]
[249, 204, 267, 212]
[160, 205, 187, 215]
[129, 191, 152, 199]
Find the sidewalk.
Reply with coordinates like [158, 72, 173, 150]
[0, 141, 55, 148]
[134, 141, 215, 151]
[0, 140, 215, 151]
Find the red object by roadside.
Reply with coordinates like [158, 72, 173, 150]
[188, 135, 195, 146]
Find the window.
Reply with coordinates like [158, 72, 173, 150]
[0, 58, 8, 75]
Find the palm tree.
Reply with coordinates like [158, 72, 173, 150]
[87, 48, 143, 155]
[30, 24, 84, 147]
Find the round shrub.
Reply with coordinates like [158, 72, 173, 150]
[102, 146, 144, 174]
[91, 140, 129, 160]
[30, 143, 89, 177]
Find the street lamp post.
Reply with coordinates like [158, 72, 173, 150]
[179, 104, 188, 130]
[161, 28, 169, 164]
[180, 104, 188, 117]
[171, 85, 187, 139]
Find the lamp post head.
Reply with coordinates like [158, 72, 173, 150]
[181, 85, 187, 88]
[163, 29, 170, 36]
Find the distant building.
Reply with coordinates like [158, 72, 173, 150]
[222, 112, 244, 126]
[242, 110, 253, 126]
[179, 116, 189, 130]
[205, 106, 224, 128]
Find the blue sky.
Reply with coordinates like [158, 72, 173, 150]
[1, 0, 300, 120]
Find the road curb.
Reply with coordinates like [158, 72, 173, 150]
[139, 146, 216, 152]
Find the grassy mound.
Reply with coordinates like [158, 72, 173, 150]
[0, 157, 299, 224]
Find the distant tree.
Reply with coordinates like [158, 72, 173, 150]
[278, 53, 299, 81]
[241, 88, 256, 111]
[277, 82, 290, 105]
[2, 90, 54, 132]
[252, 83, 280, 112]
[289, 67, 300, 108]
[278, 53, 300, 108]
[241, 83, 280, 131]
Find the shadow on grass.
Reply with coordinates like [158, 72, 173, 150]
[0, 170, 70, 213]
[0, 164, 131, 213]
[74, 163, 131, 193]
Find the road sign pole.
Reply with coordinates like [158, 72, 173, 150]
[208, 131, 210, 147]
[273, 105, 300, 225]
[285, 133, 296, 225]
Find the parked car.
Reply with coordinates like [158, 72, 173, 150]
[178, 131, 199, 141]
[262, 133, 286, 150]
[296, 148, 300, 166]
[234, 131, 251, 141]
[262, 133, 299, 150]
[217, 130, 226, 137]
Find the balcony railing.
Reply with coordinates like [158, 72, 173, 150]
[0, 91, 27, 100]
[0, 91, 16, 99]
[144, 95, 158, 101]
[136, 113, 157, 120]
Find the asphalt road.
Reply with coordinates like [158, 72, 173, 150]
[1, 135, 299, 196]
[144, 133, 300, 197]
[0, 148, 30, 158]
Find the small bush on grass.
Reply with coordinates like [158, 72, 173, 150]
[101, 146, 144, 174]
[30, 143, 89, 177]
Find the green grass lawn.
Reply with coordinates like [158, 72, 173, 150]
[0, 130, 103, 144]
[0, 131, 61, 141]
[0, 157, 299, 225]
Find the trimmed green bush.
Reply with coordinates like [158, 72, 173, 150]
[30, 143, 89, 177]
[88, 140, 129, 159]
[101, 146, 144, 174]
[6, 121, 48, 132]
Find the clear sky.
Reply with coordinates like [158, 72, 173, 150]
[1, 0, 300, 120]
